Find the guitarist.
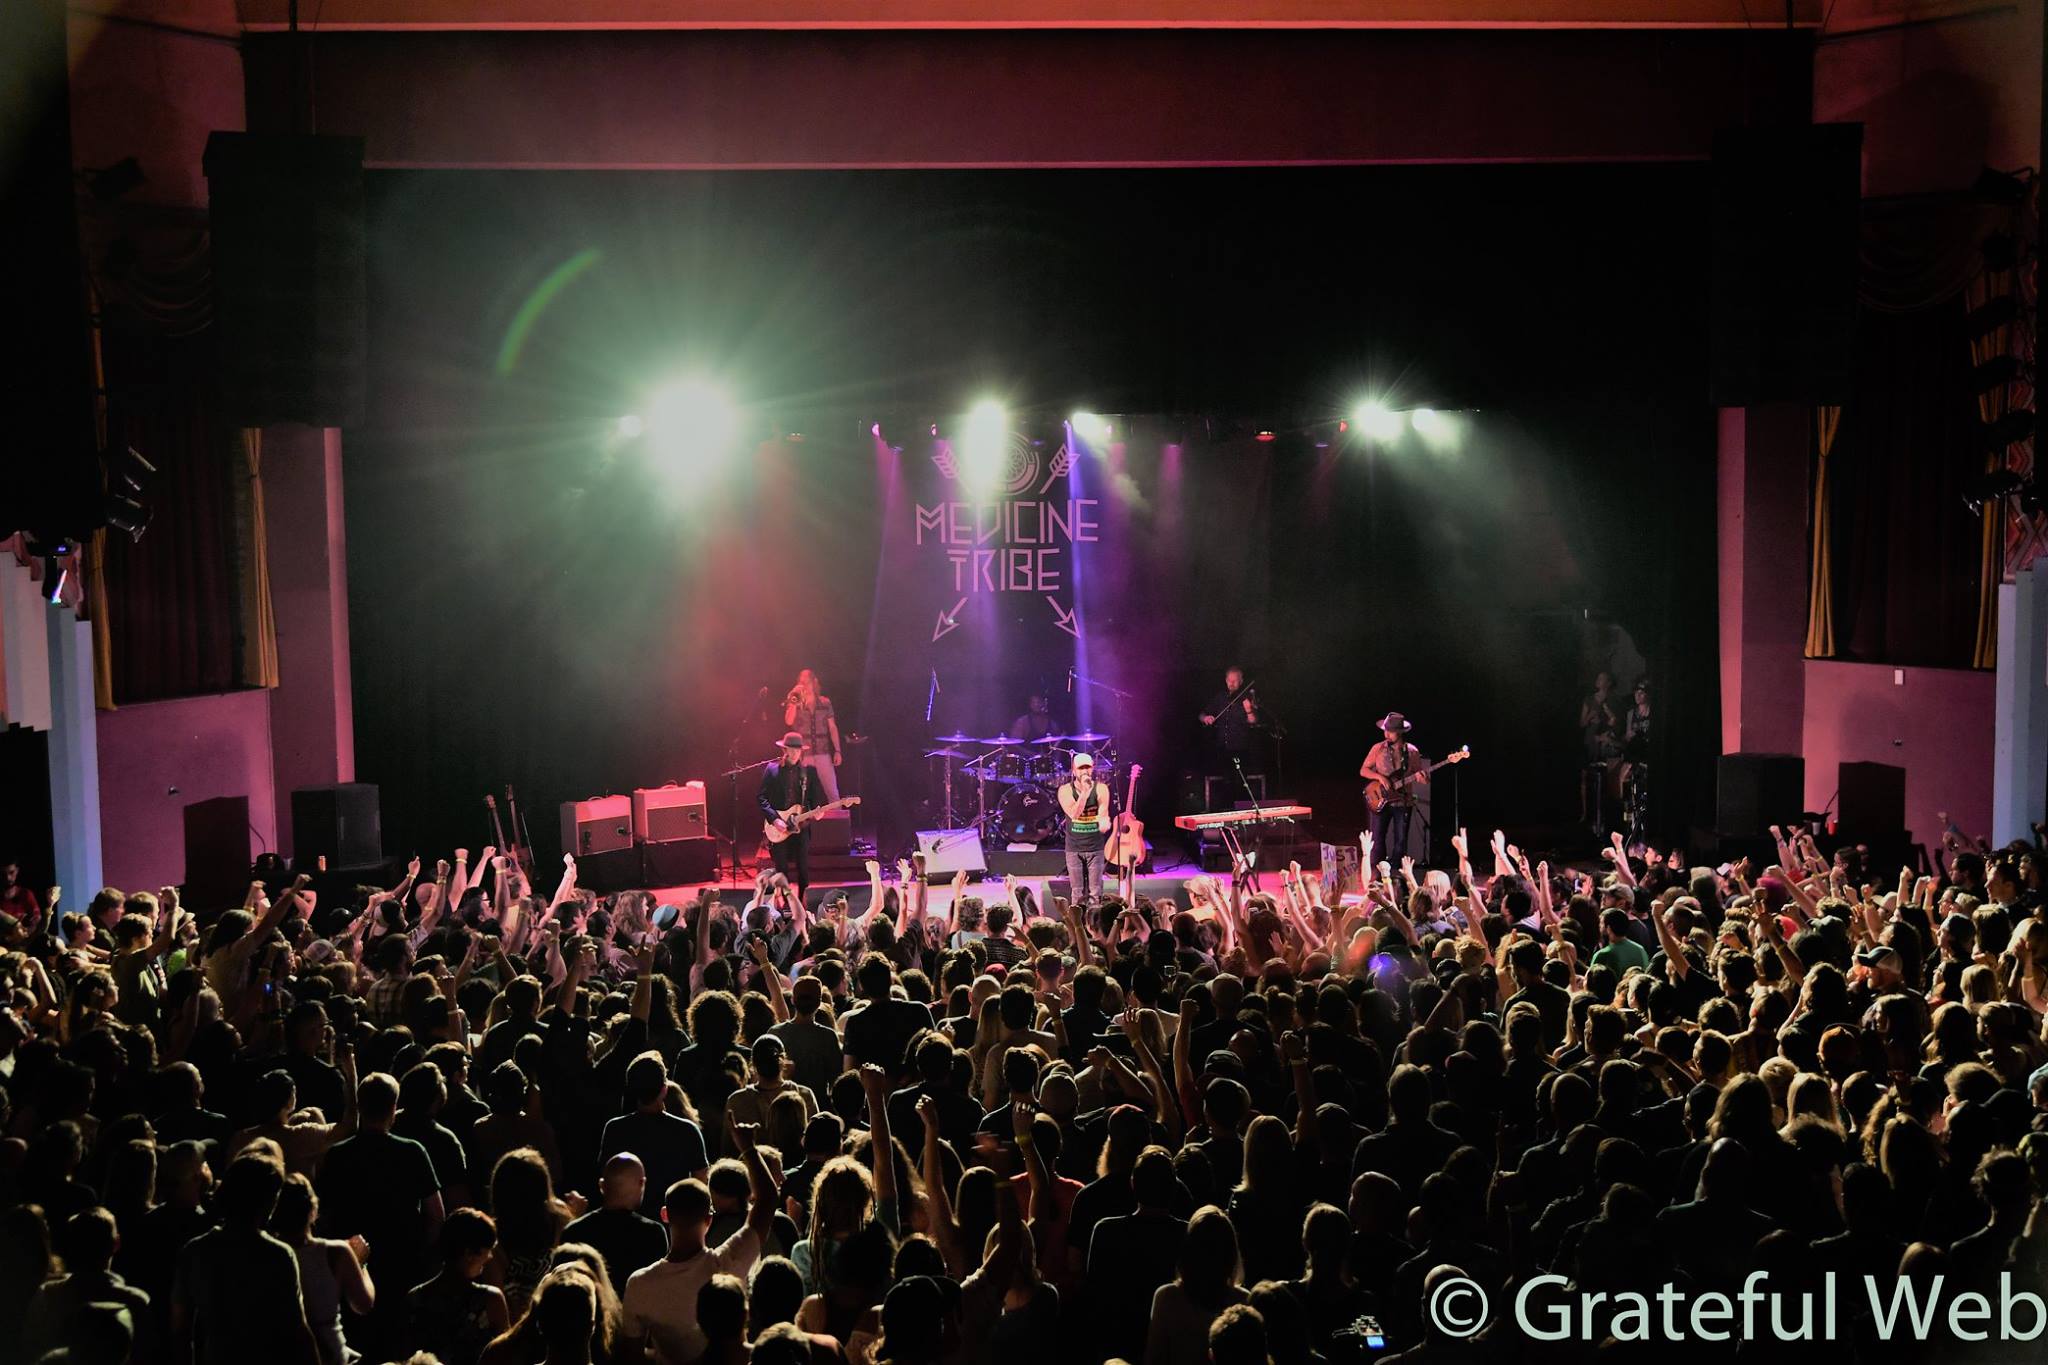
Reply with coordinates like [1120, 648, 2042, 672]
[1360, 711, 1428, 863]
[758, 732, 823, 902]
[1057, 753, 1111, 907]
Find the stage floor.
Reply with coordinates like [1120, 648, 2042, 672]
[643, 846, 1275, 913]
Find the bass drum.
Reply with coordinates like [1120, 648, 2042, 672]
[992, 783, 1064, 845]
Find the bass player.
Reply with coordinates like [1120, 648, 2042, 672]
[1360, 711, 1428, 862]
[759, 731, 823, 901]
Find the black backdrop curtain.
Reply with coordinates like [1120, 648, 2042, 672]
[98, 327, 240, 702]
[1824, 296, 1987, 666]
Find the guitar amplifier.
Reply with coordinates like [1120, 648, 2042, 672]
[560, 795, 633, 857]
[633, 782, 709, 843]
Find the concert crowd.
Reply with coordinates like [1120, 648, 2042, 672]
[3, 818, 2048, 1365]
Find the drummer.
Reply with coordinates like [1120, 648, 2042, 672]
[1006, 691, 1062, 742]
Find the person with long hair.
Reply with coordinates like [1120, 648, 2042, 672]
[271, 1173, 376, 1365]
[782, 669, 844, 805]
[481, 1263, 610, 1365]
[1143, 1205, 1246, 1365]
[488, 1147, 580, 1318]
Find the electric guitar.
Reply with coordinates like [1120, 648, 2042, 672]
[763, 796, 861, 844]
[1106, 764, 1149, 870]
[1363, 746, 1471, 814]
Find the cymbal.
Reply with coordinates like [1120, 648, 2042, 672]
[1064, 731, 1113, 744]
[1027, 734, 1071, 745]
[934, 732, 980, 744]
[923, 748, 970, 760]
[977, 736, 1028, 746]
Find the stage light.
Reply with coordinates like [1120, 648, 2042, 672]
[616, 414, 644, 439]
[959, 399, 1009, 496]
[1962, 468, 2024, 515]
[1352, 400, 1404, 443]
[642, 377, 740, 482]
[1070, 412, 1112, 447]
[1255, 431, 1276, 443]
[1410, 408, 1461, 452]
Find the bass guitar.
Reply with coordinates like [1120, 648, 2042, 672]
[1106, 764, 1149, 870]
[1363, 747, 1471, 814]
[763, 796, 862, 845]
[485, 789, 537, 884]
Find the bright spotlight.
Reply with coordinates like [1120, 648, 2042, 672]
[643, 377, 741, 482]
[616, 414, 644, 439]
[959, 399, 1009, 497]
[1410, 407, 1461, 452]
[1352, 400, 1404, 443]
[1070, 411, 1112, 447]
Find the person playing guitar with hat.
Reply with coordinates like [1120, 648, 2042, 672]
[1361, 712, 1428, 862]
[760, 732, 824, 903]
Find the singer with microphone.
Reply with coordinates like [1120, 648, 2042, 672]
[781, 669, 843, 802]
[1199, 665, 1262, 776]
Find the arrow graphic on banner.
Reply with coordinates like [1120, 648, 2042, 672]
[932, 597, 968, 642]
[1047, 596, 1079, 637]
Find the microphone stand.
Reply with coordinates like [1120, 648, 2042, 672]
[723, 688, 770, 887]
[1229, 756, 1269, 894]
[722, 757, 777, 889]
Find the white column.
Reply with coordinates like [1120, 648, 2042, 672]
[1992, 562, 2048, 844]
[45, 607, 103, 900]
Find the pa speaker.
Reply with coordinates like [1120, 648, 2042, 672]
[204, 132, 366, 427]
[1837, 761, 1906, 835]
[916, 829, 986, 879]
[290, 784, 382, 868]
[182, 795, 251, 910]
[1709, 124, 1862, 405]
[1715, 754, 1806, 837]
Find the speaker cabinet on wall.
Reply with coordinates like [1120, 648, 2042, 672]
[290, 784, 382, 869]
[1715, 753, 1806, 837]
[204, 132, 367, 427]
[1837, 761, 1906, 835]
[183, 795, 251, 910]
[1710, 123, 1862, 406]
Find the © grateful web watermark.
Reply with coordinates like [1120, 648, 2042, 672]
[1422, 1270, 2048, 1345]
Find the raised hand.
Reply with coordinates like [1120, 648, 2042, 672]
[1281, 1030, 1307, 1064]
[407, 856, 422, 881]
[916, 1094, 940, 1135]
[731, 1121, 762, 1154]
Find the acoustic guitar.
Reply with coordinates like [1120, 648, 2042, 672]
[1363, 747, 1471, 814]
[1106, 764, 1149, 870]
[763, 796, 861, 844]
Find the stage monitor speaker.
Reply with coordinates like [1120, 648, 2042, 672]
[290, 784, 382, 869]
[641, 838, 718, 887]
[1837, 761, 1906, 834]
[1709, 123, 1862, 405]
[203, 132, 367, 427]
[182, 795, 251, 910]
[633, 782, 709, 843]
[916, 829, 987, 878]
[561, 796, 633, 857]
[1715, 753, 1806, 836]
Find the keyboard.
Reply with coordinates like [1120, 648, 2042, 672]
[1173, 805, 1313, 831]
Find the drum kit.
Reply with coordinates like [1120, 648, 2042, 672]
[923, 731, 1120, 846]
